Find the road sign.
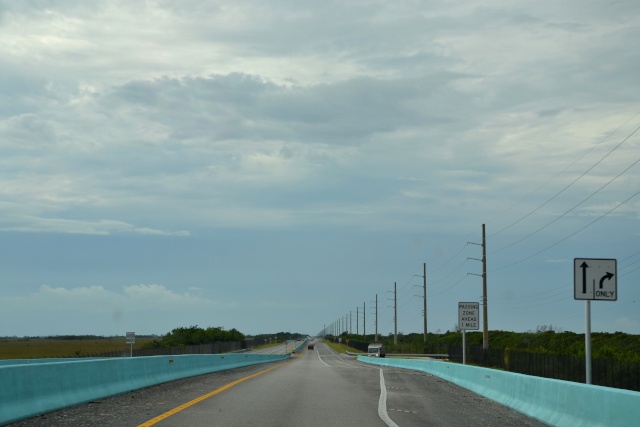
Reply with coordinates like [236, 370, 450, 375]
[125, 332, 135, 357]
[574, 258, 617, 301]
[458, 302, 479, 330]
[125, 331, 135, 344]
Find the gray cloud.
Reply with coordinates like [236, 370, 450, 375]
[1, 0, 639, 335]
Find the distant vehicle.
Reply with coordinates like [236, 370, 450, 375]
[308, 344, 315, 350]
[367, 342, 385, 358]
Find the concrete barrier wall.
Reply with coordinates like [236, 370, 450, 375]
[358, 356, 640, 427]
[293, 340, 308, 353]
[0, 353, 287, 426]
[0, 358, 99, 367]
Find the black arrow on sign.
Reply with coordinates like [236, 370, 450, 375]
[599, 272, 614, 289]
[580, 262, 589, 294]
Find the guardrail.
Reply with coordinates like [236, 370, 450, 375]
[292, 340, 308, 353]
[358, 355, 640, 427]
[387, 353, 448, 359]
[0, 353, 288, 426]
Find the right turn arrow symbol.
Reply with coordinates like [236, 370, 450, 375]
[599, 272, 614, 289]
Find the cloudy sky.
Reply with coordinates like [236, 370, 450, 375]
[1, 1, 639, 339]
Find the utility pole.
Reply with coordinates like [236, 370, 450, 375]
[482, 223, 489, 350]
[394, 282, 398, 345]
[375, 294, 379, 342]
[362, 302, 366, 340]
[349, 311, 352, 334]
[467, 224, 489, 350]
[423, 262, 427, 343]
[356, 307, 359, 336]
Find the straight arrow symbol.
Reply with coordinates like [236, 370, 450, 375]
[580, 262, 589, 294]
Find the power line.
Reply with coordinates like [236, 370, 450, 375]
[491, 188, 640, 272]
[410, 117, 640, 334]
[492, 151, 640, 254]
[488, 120, 640, 239]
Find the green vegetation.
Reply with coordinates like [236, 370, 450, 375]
[0, 327, 309, 359]
[145, 326, 244, 349]
[0, 336, 156, 359]
[324, 341, 363, 354]
[248, 332, 307, 343]
[332, 327, 640, 362]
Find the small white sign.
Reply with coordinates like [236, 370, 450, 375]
[458, 302, 479, 330]
[125, 331, 136, 344]
[574, 258, 617, 301]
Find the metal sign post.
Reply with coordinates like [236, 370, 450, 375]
[574, 258, 617, 384]
[585, 301, 592, 384]
[458, 302, 479, 365]
[462, 330, 466, 365]
[125, 332, 135, 357]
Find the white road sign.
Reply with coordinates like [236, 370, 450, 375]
[574, 258, 617, 301]
[125, 331, 136, 344]
[458, 302, 479, 330]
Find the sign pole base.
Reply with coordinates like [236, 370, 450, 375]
[462, 329, 466, 365]
[585, 300, 592, 384]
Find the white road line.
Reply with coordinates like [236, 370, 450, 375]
[316, 347, 331, 367]
[378, 369, 400, 427]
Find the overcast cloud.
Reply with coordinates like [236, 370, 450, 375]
[1, 1, 639, 339]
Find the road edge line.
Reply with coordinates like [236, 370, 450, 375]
[378, 368, 400, 427]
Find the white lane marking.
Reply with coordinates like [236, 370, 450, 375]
[315, 344, 377, 370]
[316, 346, 331, 367]
[378, 369, 400, 427]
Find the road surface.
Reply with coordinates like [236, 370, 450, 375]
[8, 342, 548, 426]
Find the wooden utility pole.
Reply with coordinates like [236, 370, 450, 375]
[394, 282, 398, 345]
[375, 294, 378, 342]
[423, 262, 427, 343]
[363, 302, 366, 340]
[482, 224, 489, 350]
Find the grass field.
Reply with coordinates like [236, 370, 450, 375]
[0, 337, 157, 359]
[324, 341, 364, 354]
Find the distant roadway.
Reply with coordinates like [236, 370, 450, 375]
[7, 342, 547, 426]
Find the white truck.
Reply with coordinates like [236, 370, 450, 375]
[367, 342, 386, 358]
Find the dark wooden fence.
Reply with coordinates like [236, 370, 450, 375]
[60, 340, 260, 358]
[449, 345, 640, 392]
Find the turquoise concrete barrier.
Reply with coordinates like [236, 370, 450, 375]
[0, 353, 287, 425]
[358, 356, 640, 427]
[293, 340, 308, 353]
[0, 358, 98, 366]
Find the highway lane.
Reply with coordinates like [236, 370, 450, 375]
[7, 343, 548, 426]
[145, 342, 385, 427]
[251, 340, 296, 355]
[142, 343, 547, 427]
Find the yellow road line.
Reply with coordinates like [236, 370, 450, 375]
[137, 361, 289, 427]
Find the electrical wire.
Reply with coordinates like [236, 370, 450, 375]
[490, 188, 640, 272]
[492, 152, 640, 254]
[488, 117, 640, 239]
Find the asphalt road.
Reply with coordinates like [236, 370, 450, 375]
[7, 343, 548, 427]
